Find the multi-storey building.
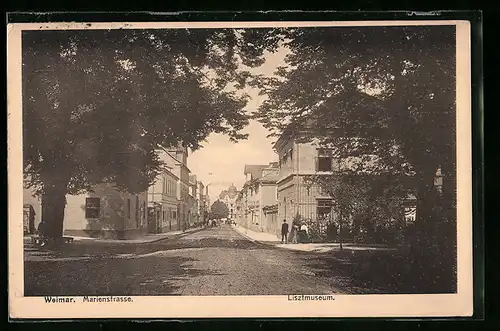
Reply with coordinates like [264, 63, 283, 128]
[161, 143, 192, 231]
[147, 166, 179, 233]
[237, 163, 279, 233]
[188, 175, 199, 225]
[197, 181, 207, 222]
[274, 132, 337, 227]
[219, 184, 239, 219]
[273, 127, 444, 242]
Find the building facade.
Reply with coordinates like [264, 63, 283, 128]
[23, 182, 148, 239]
[236, 163, 279, 233]
[273, 129, 445, 243]
[162, 144, 192, 231]
[147, 167, 179, 233]
[219, 184, 239, 219]
[197, 181, 208, 222]
[188, 175, 199, 226]
[274, 136, 336, 228]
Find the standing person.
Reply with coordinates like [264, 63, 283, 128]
[281, 220, 289, 244]
[290, 223, 299, 244]
[300, 222, 308, 234]
[299, 221, 309, 243]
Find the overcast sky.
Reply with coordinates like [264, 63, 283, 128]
[189, 47, 288, 203]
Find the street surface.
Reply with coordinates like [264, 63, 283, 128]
[24, 225, 369, 296]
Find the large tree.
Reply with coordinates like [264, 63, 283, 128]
[253, 26, 457, 287]
[22, 28, 273, 239]
[209, 200, 229, 220]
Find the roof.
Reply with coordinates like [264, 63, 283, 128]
[260, 164, 280, 183]
[219, 187, 239, 200]
[158, 147, 192, 174]
[244, 165, 269, 181]
[164, 168, 179, 180]
[260, 173, 280, 183]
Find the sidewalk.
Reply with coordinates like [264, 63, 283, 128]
[232, 224, 397, 253]
[24, 227, 202, 245]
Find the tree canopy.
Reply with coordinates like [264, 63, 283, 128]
[210, 200, 229, 220]
[252, 25, 457, 285]
[22, 28, 275, 237]
[255, 26, 456, 182]
[253, 26, 456, 224]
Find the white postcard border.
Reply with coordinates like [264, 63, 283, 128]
[8, 20, 473, 319]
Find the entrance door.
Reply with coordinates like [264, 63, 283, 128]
[147, 207, 157, 233]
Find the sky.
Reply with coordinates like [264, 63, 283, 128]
[188, 48, 288, 203]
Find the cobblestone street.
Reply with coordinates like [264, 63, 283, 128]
[24, 225, 358, 296]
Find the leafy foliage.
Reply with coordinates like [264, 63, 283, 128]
[23, 29, 270, 197]
[252, 25, 456, 284]
[254, 26, 456, 182]
[22, 28, 274, 237]
[304, 172, 410, 245]
[209, 200, 229, 220]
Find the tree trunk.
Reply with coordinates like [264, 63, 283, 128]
[41, 181, 68, 239]
[339, 211, 343, 250]
[412, 166, 453, 291]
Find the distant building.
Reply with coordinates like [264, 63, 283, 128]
[188, 174, 198, 225]
[196, 181, 207, 221]
[219, 184, 239, 219]
[237, 163, 279, 233]
[24, 180, 148, 239]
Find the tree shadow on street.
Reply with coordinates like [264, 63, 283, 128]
[24, 235, 270, 260]
[24, 254, 226, 296]
[299, 247, 456, 294]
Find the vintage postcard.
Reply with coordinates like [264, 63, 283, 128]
[8, 19, 473, 319]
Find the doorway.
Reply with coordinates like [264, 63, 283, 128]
[23, 204, 36, 235]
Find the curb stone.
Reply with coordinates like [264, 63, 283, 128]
[23, 227, 204, 245]
[231, 225, 282, 248]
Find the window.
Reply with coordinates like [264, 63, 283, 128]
[317, 199, 333, 221]
[173, 211, 177, 219]
[255, 185, 259, 195]
[85, 197, 100, 219]
[127, 198, 131, 219]
[317, 148, 333, 171]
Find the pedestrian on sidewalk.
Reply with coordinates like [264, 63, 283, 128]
[298, 221, 310, 243]
[290, 223, 299, 244]
[281, 220, 289, 244]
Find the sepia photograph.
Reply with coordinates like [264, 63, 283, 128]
[8, 19, 473, 319]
